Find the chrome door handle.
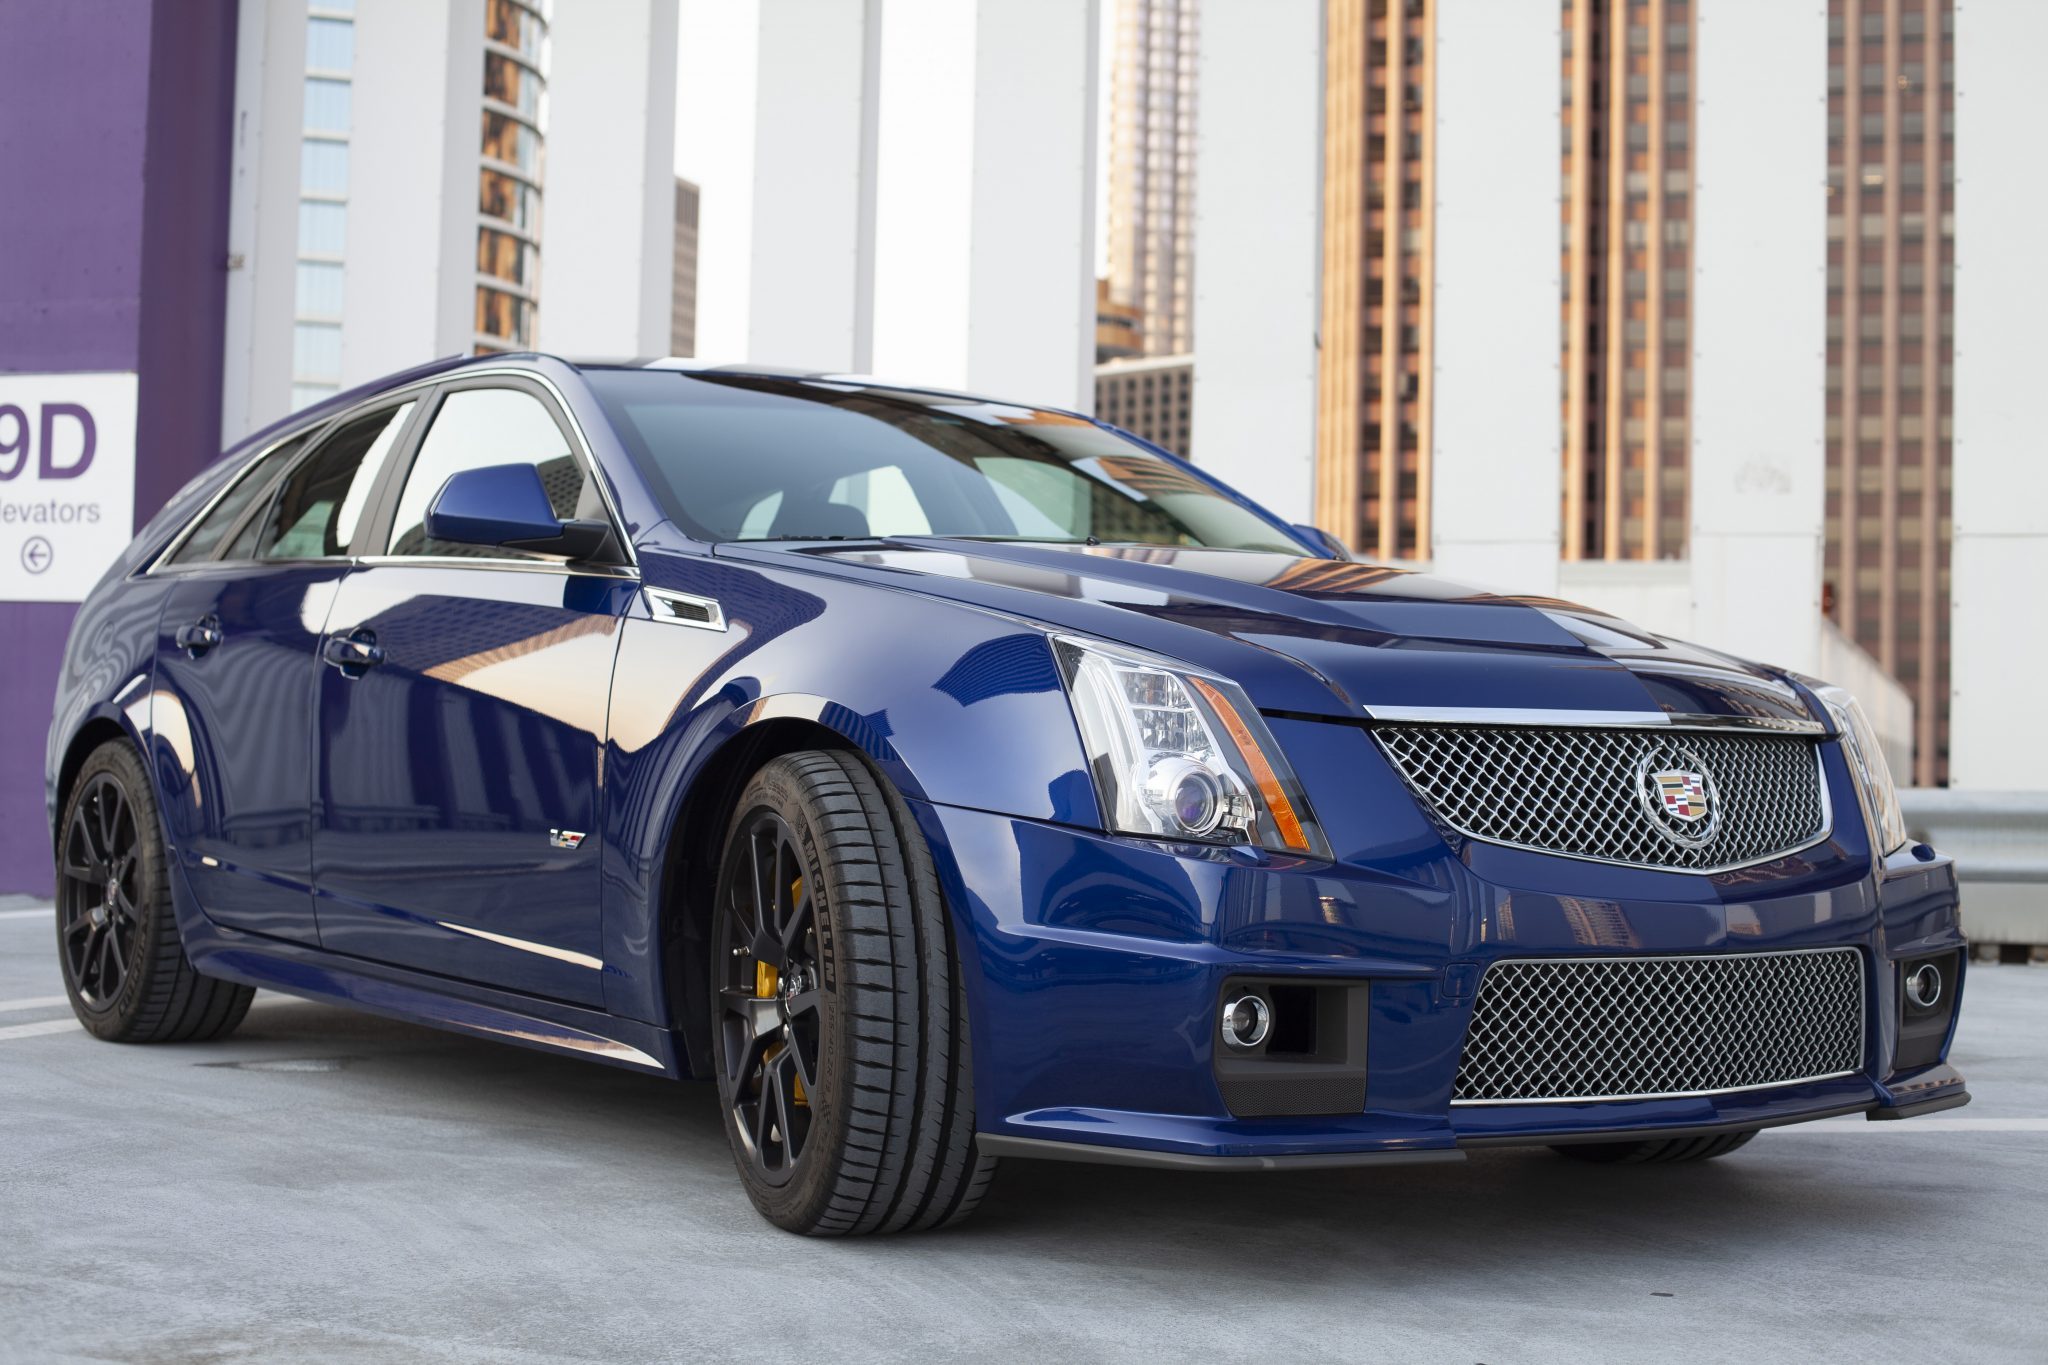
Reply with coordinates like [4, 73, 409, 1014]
[174, 616, 222, 655]
[322, 630, 384, 676]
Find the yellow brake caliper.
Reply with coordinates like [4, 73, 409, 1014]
[756, 875, 807, 1106]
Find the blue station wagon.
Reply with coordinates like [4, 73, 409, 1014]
[45, 355, 1969, 1234]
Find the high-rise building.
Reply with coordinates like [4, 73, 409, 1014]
[1105, 0, 1198, 359]
[222, 0, 672, 442]
[672, 177, 698, 357]
[1096, 354, 1194, 457]
[1559, 0, 1697, 562]
[1315, 0, 1434, 560]
[291, 5, 357, 409]
[1823, 0, 1955, 786]
[476, 0, 550, 354]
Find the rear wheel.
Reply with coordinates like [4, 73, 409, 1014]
[56, 739, 254, 1043]
[1551, 1131, 1758, 1165]
[711, 751, 994, 1235]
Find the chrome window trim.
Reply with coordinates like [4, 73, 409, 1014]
[1448, 946, 1867, 1106]
[1376, 728, 1836, 876]
[147, 364, 638, 576]
[355, 554, 639, 581]
[142, 426, 322, 575]
[643, 587, 727, 631]
[1363, 705, 1826, 736]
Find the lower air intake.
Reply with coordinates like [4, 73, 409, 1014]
[1452, 949, 1865, 1104]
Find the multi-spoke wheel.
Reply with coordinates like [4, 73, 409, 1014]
[59, 771, 143, 1008]
[711, 751, 994, 1235]
[55, 739, 253, 1043]
[716, 810, 825, 1184]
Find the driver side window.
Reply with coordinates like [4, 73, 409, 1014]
[386, 386, 593, 559]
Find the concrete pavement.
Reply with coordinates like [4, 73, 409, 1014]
[0, 896, 2041, 1364]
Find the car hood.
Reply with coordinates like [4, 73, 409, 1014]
[712, 538, 1821, 728]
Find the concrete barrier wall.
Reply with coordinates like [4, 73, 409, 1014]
[1900, 789, 2048, 947]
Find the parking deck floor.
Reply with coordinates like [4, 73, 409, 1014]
[1, 894, 2041, 1364]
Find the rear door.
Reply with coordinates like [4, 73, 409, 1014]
[310, 378, 632, 1006]
[152, 401, 418, 943]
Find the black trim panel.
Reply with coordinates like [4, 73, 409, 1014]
[1458, 1099, 1877, 1149]
[1870, 1089, 1971, 1122]
[976, 1134, 1465, 1172]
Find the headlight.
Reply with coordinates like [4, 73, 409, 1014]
[1053, 635, 1327, 857]
[1814, 682, 1909, 856]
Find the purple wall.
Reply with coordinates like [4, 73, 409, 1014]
[0, 2, 239, 894]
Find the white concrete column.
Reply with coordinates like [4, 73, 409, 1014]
[677, 0, 759, 361]
[1687, 0, 1829, 673]
[1949, 4, 2048, 789]
[871, 0, 1098, 410]
[1429, 0, 1561, 595]
[746, 0, 882, 372]
[343, 0, 480, 380]
[219, 0, 306, 441]
[1188, 0, 1319, 523]
[539, 0, 680, 357]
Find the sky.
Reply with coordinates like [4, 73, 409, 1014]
[670, 0, 1116, 359]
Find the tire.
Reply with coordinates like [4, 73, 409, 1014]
[711, 750, 995, 1235]
[1551, 1131, 1759, 1165]
[54, 739, 255, 1043]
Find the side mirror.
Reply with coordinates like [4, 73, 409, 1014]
[426, 463, 612, 560]
[1294, 523, 1352, 560]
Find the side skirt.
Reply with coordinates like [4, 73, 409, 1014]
[192, 936, 685, 1078]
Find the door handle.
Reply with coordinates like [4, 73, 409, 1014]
[175, 616, 222, 655]
[322, 629, 384, 677]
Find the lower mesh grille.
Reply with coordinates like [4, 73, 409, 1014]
[1452, 949, 1865, 1104]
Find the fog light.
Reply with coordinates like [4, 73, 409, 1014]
[1220, 993, 1270, 1049]
[1905, 962, 1943, 1009]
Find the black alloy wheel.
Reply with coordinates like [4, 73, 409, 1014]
[709, 751, 994, 1235]
[716, 808, 826, 1185]
[55, 739, 254, 1043]
[59, 771, 142, 1009]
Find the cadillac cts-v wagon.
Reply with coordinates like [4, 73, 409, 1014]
[46, 354, 1969, 1234]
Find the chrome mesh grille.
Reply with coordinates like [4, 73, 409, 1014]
[1373, 725, 1827, 871]
[1452, 950, 1866, 1104]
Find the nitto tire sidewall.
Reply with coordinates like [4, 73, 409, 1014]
[714, 763, 859, 1230]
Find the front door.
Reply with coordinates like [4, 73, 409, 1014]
[310, 381, 632, 1006]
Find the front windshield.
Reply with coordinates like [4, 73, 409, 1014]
[584, 370, 1305, 552]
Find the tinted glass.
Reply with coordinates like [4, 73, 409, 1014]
[254, 402, 413, 561]
[586, 371, 1303, 552]
[168, 435, 309, 565]
[387, 387, 589, 558]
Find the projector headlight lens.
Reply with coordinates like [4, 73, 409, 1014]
[1054, 636, 1326, 856]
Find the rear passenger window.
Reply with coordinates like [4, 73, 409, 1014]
[167, 434, 309, 565]
[253, 402, 414, 561]
[386, 387, 595, 558]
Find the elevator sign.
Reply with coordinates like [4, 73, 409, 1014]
[0, 373, 136, 603]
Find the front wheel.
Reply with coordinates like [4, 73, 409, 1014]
[711, 751, 994, 1235]
[56, 739, 254, 1043]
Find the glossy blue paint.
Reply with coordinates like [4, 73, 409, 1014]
[310, 563, 636, 1007]
[424, 462, 568, 550]
[45, 354, 1968, 1172]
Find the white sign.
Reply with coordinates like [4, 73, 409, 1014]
[0, 372, 137, 603]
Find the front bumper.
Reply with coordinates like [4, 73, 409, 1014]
[913, 722, 1969, 1168]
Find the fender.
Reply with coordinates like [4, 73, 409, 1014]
[598, 542, 1101, 1053]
